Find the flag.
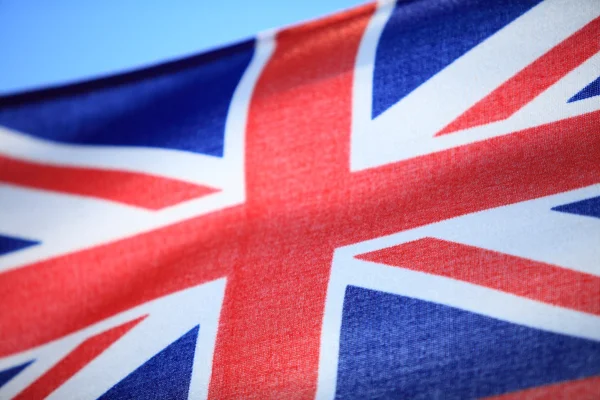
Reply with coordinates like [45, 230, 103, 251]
[0, 0, 599, 398]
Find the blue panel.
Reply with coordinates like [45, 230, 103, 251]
[0, 41, 255, 157]
[568, 76, 600, 103]
[0, 360, 33, 389]
[0, 234, 39, 256]
[372, 0, 542, 118]
[552, 196, 600, 219]
[335, 286, 600, 399]
[98, 325, 199, 400]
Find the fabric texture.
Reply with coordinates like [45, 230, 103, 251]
[0, 0, 599, 398]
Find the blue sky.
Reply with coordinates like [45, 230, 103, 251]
[0, 0, 366, 95]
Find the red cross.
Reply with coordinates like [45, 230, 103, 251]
[1, 4, 599, 399]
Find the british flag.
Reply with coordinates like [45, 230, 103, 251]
[0, 0, 599, 398]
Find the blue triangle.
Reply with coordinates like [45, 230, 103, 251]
[552, 196, 600, 219]
[98, 326, 199, 400]
[0, 41, 255, 157]
[0, 234, 39, 256]
[335, 286, 600, 399]
[568, 76, 600, 103]
[0, 360, 33, 389]
[371, 0, 543, 118]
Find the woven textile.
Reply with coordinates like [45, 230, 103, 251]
[0, 1, 599, 398]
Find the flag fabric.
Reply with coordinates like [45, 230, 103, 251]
[0, 0, 599, 398]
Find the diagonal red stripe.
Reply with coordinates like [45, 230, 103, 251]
[14, 316, 145, 400]
[485, 376, 600, 400]
[347, 110, 600, 244]
[0, 155, 218, 210]
[0, 205, 238, 357]
[437, 17, 600, 135]
[357, 237, 600, 315]
[0, 7, 598, 398]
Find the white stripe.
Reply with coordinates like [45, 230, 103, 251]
[0, 184, 153, 271]
[0, 36, 275, 272]
[511, 51, 600, 127]
[351, 0, 600, 170]
[316, 186, 600, 399]
[316, 246, 600, 399]
[0, 30, 273, 191]
[431, 185, 600, 276]
[0, 126, 228, 189]
[0, 279, 225, 400]
[374, 51, 600, 163]
[346, 185, 600, 276]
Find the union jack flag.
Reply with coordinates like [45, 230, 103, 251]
[0, 0, 599, 398]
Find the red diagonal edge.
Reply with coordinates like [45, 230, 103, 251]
[437, 17, 600, 136]
[0, 155, 218, 210]
[0, 4, 598, 398]
[356, 237, 600, 315]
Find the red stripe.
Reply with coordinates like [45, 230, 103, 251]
[0, 7, 598, 400]
[485, 376, 600, 400]
[0, 206, 239, 357]
[346, 110, 600, 244]
[208, 6, 376, 398]
[14, 317, 144, 400]
[437, 17, 600, 136]
[0, 155, 218, 210]
[357, 237, 600, 315]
